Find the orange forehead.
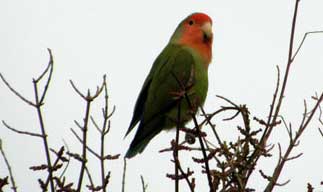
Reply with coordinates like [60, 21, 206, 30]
[188, 13, 212, 25]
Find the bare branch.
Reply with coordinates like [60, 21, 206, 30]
[0, 73, 36, 107]
[122, 158, 127, 192]
[2, 120, 42, 138]
[70, 75, 106, 102]
[0, 139, 18, 192]
[140, 175, 148, 192]
[69, 80, 87, 100]
[265, 93, 323, 192]
[32, 52, 55, 192]
[291, 31, 323, 61]
[84, 167, 95, 192]
[38, 48, 54, 104]
[74, 120, 83, 131]
[70, 128, 100, 159]
[285, 153, 303, 161]
[90, 116, 101, 133]
[318, 128, 323, 138]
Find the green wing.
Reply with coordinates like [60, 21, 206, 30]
[126, 44, 196, 158]
[143, 46, 195, 125]
[125, 44, 176, 137]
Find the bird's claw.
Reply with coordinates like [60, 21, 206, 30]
[169, 90, 186, 100]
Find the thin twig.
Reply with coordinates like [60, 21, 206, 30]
[38, 49, 54, 104]
[140, 175, 148, 192]
[319, 128, 323, 138]
[170, 71, 214, 191]
[70, 80, 87, 100]
[70, 75, 106, 191]
[44, 147, 66, 188]
[291, 31, 323, 61]
[100, 80, 109, 192]
[0, 73, 36, 107]
[200, 107, 223, 147]
[121, 158, 127, 192]
[33, 76, 55, 192]
[186, 103, 214, 191]
[35, 49, 53, 82]
[85, 166, 95, 192]
[2, 121, 42, 138]
[0, 139, 18, 192]
[265, 92, 323, 191]
[246, 0, 301, 186]
[174, 100, 181, 192]
[270, 0, 300, 136]
[55, 140, 71, 190]
[70, 128, 100, 159]
[76, 99, 91, 192]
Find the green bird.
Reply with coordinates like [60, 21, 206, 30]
[125, 13, 213, 158]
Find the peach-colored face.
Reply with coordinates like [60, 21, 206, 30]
[179, 13, 213, 65]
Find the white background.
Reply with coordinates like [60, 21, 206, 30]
[0, 0, 323, 191]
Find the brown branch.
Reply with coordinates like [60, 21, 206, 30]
[279, 116, 293, 142]
[70, 75, 106, 191]
[0, 139, 18, 192]
[86, 78, 114, 192]
[70, 80, 87, 100]
[267, 0, 300, 141]
[2, 121, 42, 138]
[170, 71, 212, 191]
[246, 0, 311, 186]
[37, 49, 54, 104]
[291, 31, 323, 61]
[1, 49, 55, 191]
[187, 104, 214, 191]
[140, 175, 148, 192]
[200, 101, 246, 190]
[0, 73, 36, 107]
[99, 80, 109, 192]
[85, 166, 95, 192]
[32, 75, 55, 192]
[318, 128, 323, 138]
[76, 100, 91, 192]
[90, 116, 101, 133]
[43, 147, 69, 190]
[69, 75, 106, 102]
[35, 49, 53, 82]
[174, 101, 181, 192]
[70, 128, 100, 159]
[121, 158, 127, 192]
[265, 92, 323, 191]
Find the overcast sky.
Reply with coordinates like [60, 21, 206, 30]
[0, 0, 323, 191]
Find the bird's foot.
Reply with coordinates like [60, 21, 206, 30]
[169, 90, 186, 100]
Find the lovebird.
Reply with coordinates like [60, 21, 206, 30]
[125, 13, 213, 158]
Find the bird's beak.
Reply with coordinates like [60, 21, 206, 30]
[201, 22, 213, 42]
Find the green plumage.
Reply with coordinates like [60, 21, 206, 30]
[125, 43, 209, 158]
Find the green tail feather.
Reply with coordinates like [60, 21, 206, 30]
[125, 139, 150, 158]
[125, 120, 162, 158]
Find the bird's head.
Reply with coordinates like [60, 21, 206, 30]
[171, 13, 213, 65]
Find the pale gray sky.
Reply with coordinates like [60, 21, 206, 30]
[0, 0, 323, 191]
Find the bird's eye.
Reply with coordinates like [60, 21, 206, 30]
[188, 20, 194, 25]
